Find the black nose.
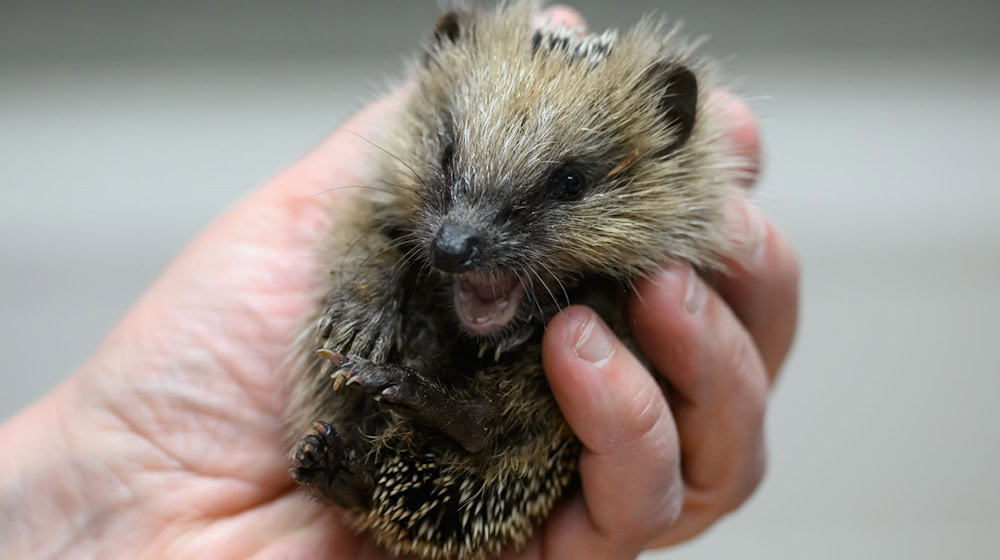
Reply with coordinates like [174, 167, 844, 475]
[431, 223, 481, 273]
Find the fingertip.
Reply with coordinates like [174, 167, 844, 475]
[543, 304, 596, 355]
[631, 262, 701, 317]
[543, 305, 598, 380]
[710, 89, 761, 187]
[542, 305, 616, 437]
[629, 263, 705, 397]
[544, 305, 669, 454]
[543, 308, 684, 551]
[720, 191, 767, 270]
[714, 198, 800, 378]
[533, 4, 588, 33]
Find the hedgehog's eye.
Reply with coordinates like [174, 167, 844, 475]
[547, 165, 586, 201]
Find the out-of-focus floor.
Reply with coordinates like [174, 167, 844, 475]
[2, 1, 998, 558]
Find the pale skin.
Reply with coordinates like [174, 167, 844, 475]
[0, 6, 798, 560]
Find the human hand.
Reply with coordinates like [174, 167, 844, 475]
[0, 5, 796, 560]
[539, 80, 798, 560]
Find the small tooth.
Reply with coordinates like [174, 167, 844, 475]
[493, 347, 502, 362]
[474, 315, 489, 324]
[478, 343, 489, 358]
[496, 298, 510, 310]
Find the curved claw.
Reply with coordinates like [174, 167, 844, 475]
[316, 348, 346, 366]
[312, 421, 333, 436]
[320, 350, 356, 390]
[331, 370, 364, 392]
[331, 371, 347, 391]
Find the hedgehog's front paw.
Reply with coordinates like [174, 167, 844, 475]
[316, 350, 497, 453]
[290, 421, 371, 508]
[318, 350, 427, 410]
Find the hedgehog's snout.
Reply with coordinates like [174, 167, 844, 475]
[431, 222, 482, 274]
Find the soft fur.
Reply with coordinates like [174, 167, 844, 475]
[284, 2, 740, 558]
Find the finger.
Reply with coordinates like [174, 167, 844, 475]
[716, 193, 800, 379]
[541, 306, 683, 558]
[710, 89, 761, 188]
[628, 265, 769, 545]
[532, 4, 588, 32]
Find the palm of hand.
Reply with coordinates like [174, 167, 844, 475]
[74, 104, 572, 557]
[66, 108, 393, 557]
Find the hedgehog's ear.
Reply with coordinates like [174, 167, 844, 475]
[424, 9, 472, 62]
[423, 9, 472, 65]
[433, 10, 465, 44]
[645, 62, 698, 156]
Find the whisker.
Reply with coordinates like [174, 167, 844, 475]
[625, 276, 645, 307]
[347, 240, 408, 286]
[379, 235, 423, 282]
[340, 228, 419, 281]
[389, 246, 423, 286]
[527, 266, 557, 312]
[375, 178, 421, 196]
[350, 132, 430, 192]
[339, 232, 373, 278]
[307, 184, 402, 200]
[538, 261, 571, 310]
[515, 267, 545, 321]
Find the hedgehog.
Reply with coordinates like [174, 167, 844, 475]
[284, 2, 740, 558]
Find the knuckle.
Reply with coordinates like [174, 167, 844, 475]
[617, 378, 671, 450]
[591, 386, 667, 456]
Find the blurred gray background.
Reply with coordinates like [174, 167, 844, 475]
[2, 0, 998, 558]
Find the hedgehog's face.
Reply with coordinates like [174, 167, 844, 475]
[400, 7, 714, 338]
[418, 156, 600, 336]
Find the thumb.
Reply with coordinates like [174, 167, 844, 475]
[541, 306, 682, 558]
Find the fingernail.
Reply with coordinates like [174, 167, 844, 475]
[574, 314, 614, 365]
[683, 266, 706, 314]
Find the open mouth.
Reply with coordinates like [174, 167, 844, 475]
[453, 271, 523, 335]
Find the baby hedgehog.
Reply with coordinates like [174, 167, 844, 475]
[285, 1, 740, 558]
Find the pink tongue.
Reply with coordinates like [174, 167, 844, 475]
[464, 293, 505, 317]
[454, 275, 522, 334]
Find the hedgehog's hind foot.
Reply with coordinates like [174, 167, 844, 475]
[290, 421, 371, 509]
